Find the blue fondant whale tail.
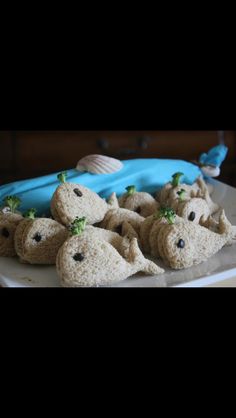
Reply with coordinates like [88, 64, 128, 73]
[199, 145, 228, 167]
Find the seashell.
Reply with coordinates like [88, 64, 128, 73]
[1, 206, 12, 214]
[76, 154, 124, 175]
[0, 206, 22, 215]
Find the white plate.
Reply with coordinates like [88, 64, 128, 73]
[1, 179, 236, 287]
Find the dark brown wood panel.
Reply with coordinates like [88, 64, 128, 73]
[14, 130, 236, 161]
[0, 131, 13, 170]
[1, 131, 235, 186]
[15, 131, 99, 172]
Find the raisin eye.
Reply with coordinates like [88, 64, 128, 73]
[2, 228, 10, 238]
[74, 188, 83, 197]
[73, 253, 84, 261]
[177, 239, 185, 248]
[135, 206, 141, 214]
[188, 211, 196, 221]
[115, 224, 122, 234]
[33, 233, 42, 242]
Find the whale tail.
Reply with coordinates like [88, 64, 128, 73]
[124, 237, 164, 275]
[218, 210, 236, 245]
[201, 210, 236, 246]
[200, 214, 219, 231]
[195, 177, 219, 214]
[107, 192, 119, 208]
[218, 210, 232, 235]
[122, 221, 139, 239]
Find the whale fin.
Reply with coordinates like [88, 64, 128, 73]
[126, 238, 164, 275]
[200, 214, 218, 231]
[218, 210, 232, 235]
[107, 192, 119, 208]
[196, 177, 219, 214]
[200, 212, 236, 246]
[218, 210, 236, 247]
[122, 221, 139, 240]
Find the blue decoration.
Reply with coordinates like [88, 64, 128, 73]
[0, 159, 201, 216]
[199, 145, 228, 167]
[0, 144, 229, 217]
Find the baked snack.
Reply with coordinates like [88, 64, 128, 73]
[156, 210, 234, 269]
[0, 214, 23, 257]
[14, 208, 37, 263]
[57, 235, 164, 287]
[18, 218, 69, 264]
[99, 207, 144, 236]
[157, 174, 219, 216]
[73, 222, 128, 256]
[140, 208, 184, 256]
[118, 185, 159, 217]
[51, 172, 108, 226]
[70, 217, 142, 256]
[175, 197, 211, 223]
[56, 216, 164, 286]
[0, 196, 23, 257]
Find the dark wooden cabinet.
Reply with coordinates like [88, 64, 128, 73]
[0, 132, 13, 170]
[1, 131, 236, 186]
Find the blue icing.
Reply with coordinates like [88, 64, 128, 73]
[199, 144, 228, 167]
[0, 158, 202, 215]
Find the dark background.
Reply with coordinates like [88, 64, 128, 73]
[1, 130, 236, 187]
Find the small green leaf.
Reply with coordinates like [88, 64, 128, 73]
[69, 217, 87, 236]
[23, 208, 37, 219]
[126, 185, 136, 196]
[57, 171, 67, 183]
[171, 172, 184, 187]
[3, 196, 21, 213]
[177, 189, 186, 201]
[154, 206, 176, 224]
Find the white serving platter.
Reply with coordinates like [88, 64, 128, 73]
[0, 179, 236, 287]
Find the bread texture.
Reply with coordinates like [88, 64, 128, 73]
[57, 235, 164, 287]
[156, 176, 219, 216]
[118, 191, 159, 217]
[162, 222, 228, 269]
[19, 218, 69, 264]
[99, 208, 144, 236]
[14, 218, 34, 263]
[51, 183, 108, 226]
[176, 197, 211, 223]
[0, 213, 23, 257]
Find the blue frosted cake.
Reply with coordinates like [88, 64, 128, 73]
[0, 145, 228, 216]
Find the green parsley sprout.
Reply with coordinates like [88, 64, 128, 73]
[57, 171, 67, 183]
[154, 206, 176, 224]
[69, 217, 87, 236]
[3, 196, 21, 213]
[126, 185, 136, 196]
[23, 208, 37, 219]
[177, 189, 186, 201]
[171, 172, 184, 187]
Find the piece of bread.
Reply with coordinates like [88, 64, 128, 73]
[0, 213, 23, 257]
[56, 235, 164, 287]
[14, 218, 34, 263]
[162, 217, 231, 269]
[100, 208, 144, 235]
[176, 197, 211, 223]
[118, 191, 159, 217]
[51, 183, 108, 226]
[20, 218, 69, 264]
